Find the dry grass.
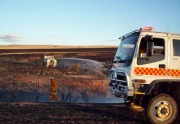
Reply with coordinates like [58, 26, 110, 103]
[0, 45, 117, 49]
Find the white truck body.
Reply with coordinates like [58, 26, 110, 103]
[109, 28, 180, 123]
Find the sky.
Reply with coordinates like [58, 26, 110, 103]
[0, 0, 180, 46]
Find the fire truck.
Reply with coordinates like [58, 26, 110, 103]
[109, 27, 180, 123]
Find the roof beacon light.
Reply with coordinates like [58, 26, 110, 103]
[141, 27, 154, 31]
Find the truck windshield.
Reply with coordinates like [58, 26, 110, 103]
[113, 35, 138, 64]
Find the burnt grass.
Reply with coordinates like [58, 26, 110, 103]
[0, 48, 116, 63]
[0, 103, 179, 124]
[0, 48, 117, 76]
[0, 103, 149, 124]
[0, 47, 180, 123]
[0, 48, 116, 54]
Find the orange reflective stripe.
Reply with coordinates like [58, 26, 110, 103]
[134, 67, 166, 76]
[50, 87, 57, 94]
[170, 69, 180, 77]
[134, 67, 180, 77]
[51, 93, 57, 95]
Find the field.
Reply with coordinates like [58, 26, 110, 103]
[0, 45, 179, 123]
[0, 46, 117, 103]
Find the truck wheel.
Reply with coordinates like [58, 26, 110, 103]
[146, 93, 178, 124]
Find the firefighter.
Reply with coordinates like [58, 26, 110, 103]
[49, 77, 60, 102]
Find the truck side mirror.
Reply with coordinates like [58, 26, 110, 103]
[144, 35, 153, 41]
[147, 42, 154, 56]
[145, 35, 154, 57]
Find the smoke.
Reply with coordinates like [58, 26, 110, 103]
[0, 34, 21, 42]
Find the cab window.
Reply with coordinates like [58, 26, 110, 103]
[173, 39, 180, 56]
[137, 37, 165, 65]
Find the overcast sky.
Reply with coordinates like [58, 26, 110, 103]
[0, 0, 180, 46]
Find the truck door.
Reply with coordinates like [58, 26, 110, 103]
[170, 39, 180, 78]
[135, 36, 168, 85]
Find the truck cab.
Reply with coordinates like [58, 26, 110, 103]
[109, 27, 180, 123]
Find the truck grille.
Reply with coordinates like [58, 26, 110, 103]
[117, 72, 126, 81]
[110, 70, 127, 86]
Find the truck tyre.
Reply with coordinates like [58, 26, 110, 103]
[146, 93, 178, 124]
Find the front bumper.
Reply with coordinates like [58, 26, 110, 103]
[109, 81, 133, 97]
[109, 70, 133, 98]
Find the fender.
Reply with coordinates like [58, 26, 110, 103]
[145, 79, 180, 95]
